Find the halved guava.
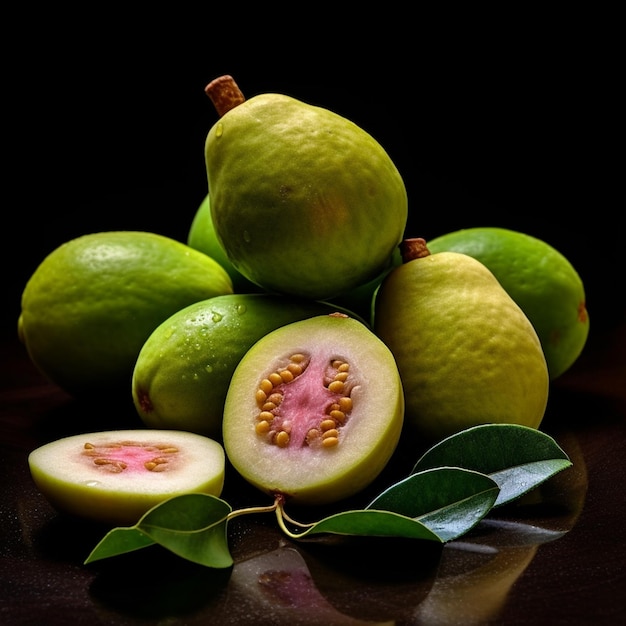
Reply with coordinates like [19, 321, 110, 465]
[132, 293, 368, 439]
[222, 314, 404, 506]
[28, 430, 225, 526]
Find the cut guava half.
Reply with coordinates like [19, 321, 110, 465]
[28, 429, 225, 526]
[222, 314, 404, 506]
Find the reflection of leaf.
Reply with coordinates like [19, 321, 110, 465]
[85, 494, 233, 568]
[411, 424, 572, 506]
[475, 518, 568, 546]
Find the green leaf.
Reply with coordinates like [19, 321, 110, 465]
[293, 509, 444, 542]
[85, 526, 156, 564]
[85, 493, 234, 569]
[411, 424, 572, 506]
[366, 467, 500, 541]
[138, 494, 233, 569]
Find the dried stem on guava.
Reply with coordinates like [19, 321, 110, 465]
[205, 74, 246, 116]
[400, 237, 431, 263]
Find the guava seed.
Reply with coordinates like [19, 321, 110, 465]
[253, 352, 354, 449]
[81, 440, 179, 473]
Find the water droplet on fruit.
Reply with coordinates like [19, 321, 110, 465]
[212, 312, 223, 323]
[236, 304, 247, 315]
[216, 122, 223, 137]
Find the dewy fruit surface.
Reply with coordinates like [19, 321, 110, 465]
[427, 227, 590, 379]
[132, 293, 367, 439]
[374, 239, 550, 443]
[18, 231, 233, 398]
[204, 75, 408, 301]
[222, 314, 404, 506]
[28, 430, 225, 526]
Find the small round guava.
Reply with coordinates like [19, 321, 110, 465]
[222, 313, 404, 506]
[18, 231, 233, 398]
[28, 430, 225, 526]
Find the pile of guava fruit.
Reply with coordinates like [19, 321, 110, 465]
[21, 75, 589, 523]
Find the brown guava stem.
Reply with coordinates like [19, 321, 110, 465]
[205, 75, 246, 117]
[399, 237, 431, 263]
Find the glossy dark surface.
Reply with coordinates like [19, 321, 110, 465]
[3, 14, 623, 624]
[1, 318, 625, 625]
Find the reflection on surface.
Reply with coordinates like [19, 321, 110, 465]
[223, 545, 396, 625]
[412, 427, 588, 625]
[4, 372, 589, 626]
[414, 542, 538, 625]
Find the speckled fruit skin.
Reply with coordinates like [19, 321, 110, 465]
[132, 294, 367, 439]
[374, 250, 549, 443]
[427, 227, 589, 379]
[205, 93, 408, 300]
[28, 430, 225, 526]
[222, 314, 404, 506]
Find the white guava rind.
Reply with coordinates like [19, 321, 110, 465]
[28, 429, 225, 525]
[222, 315, 404, 505]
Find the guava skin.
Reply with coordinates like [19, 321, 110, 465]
[427, 227, 589, 379]
[18, 231, 234, 399]
[374, 248, 550, 443]
[132, 294, 368, 439]
[205, 92, 408, 301]
[222, 314, 404, 506]
[187, 193, 261, 293]
[28, 430, 225, 526]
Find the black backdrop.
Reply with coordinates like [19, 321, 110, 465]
[4, 11, 623, 339]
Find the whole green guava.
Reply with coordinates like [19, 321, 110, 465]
[204, 75, 408, 301]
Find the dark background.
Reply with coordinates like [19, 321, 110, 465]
[4, 10, 623, 339]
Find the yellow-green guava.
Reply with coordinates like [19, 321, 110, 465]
[374, 238, 549, 443]
[427, 227, 589, 379]
[19, 231, 233, 399]
[204, 75, 408, 301]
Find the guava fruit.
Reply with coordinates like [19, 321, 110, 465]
[28, 429, 225, 526]
[18, 231, 233, 399]
[132, 293, 367, 439]
[427, 226, 590, 379]
[222, 313, 404, 506]
[374, 238, 549, 443]
[187, 193, 260, 293]
[203, 75, 408, 300]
